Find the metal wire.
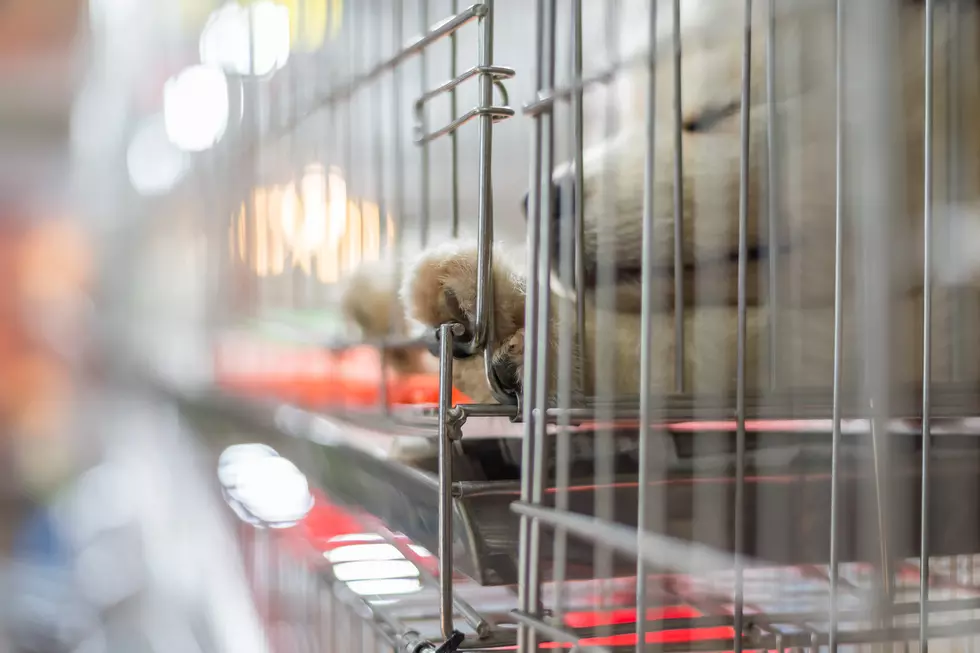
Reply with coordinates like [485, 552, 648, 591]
[636, 0, 661, 647]
[671, 0, 685, 392]
[438, 322, 461, 638]
[419, 0, 431, 247]
[828, 1, 845, 652]
[733, 2, 753, 651]
[921, 2, 937, 652]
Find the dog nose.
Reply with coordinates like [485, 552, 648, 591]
[521, 174, 576, 225]
[522, 175, 577, 273]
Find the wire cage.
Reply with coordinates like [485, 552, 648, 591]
[132, 0, 980, 652]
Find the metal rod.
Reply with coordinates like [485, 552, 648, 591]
[450, 0, 461, 239]
[375, 0, 390, 413]
[828, 1, 844, 652]
[510, 610, 612, 653]
[416, 104, 515, 145]
[947, 0, 963, 380]
[920, 1, 936, 651]
[511, 501, 774, 580]
[523, 49, 658, 116]
[392, 0, 406, 326]
[473, 1, 515, 403]
[593, 0, 622, 618]
[550, 0, 585, 622]
[531, 0, 557, 646]
[419, 0, 431, 247]
[371, 523, 489, 637]
[571, 0, 587, 398]
[437, 322, 461, 639]
[671, 0, 685, 392]
[733, 1, 753, 650]
[517, 3, 548, 649]
[415, 65, 514, 111]
[850, 0, 897, 613]
[765, 0, 778, 390]
[636, 0, 660, 649]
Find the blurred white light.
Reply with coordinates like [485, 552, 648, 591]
[327, 166, 348, 240]
[200, 1, 291, 77]
[326, 543, 402, 564]
[126, 114, 189, 195]
[281, 165, 329, 252]
[225, 453, 313, 525]
[332, 560, 420, 582]
[346, 578, 423, 597]
[163, 65, 229, 152]
[217, 443, 278, 489]
[327, 533, 385, 544]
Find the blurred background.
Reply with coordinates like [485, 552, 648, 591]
[0, 0, 548, 651]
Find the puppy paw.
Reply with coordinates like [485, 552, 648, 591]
[401, 240, 525, 343]
[489, 328, 526, 391]
[401, 241, 527, 401]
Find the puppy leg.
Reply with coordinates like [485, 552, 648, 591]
[401, 240, 528, 403]
[338, 260, 431, 375]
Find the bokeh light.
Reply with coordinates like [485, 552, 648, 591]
[163, 65, 230, 152]
[199, 1, 291, 77]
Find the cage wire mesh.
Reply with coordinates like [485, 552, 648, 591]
[154, 0, 980, 652]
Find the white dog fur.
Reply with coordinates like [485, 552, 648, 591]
[341, 0, 980, 404]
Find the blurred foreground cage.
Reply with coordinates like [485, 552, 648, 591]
[171, 0, 980, 653]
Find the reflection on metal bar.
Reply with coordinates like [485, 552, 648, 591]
[828, 1, 845, 652]
[438, 322, 462, 639]
[733, 1, 754, 651]
[636, 0, 661, 649]
[921, 1, 937, 652]
[671, 0, 685, 392]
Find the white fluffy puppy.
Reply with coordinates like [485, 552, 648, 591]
[345, 0, 980, 404]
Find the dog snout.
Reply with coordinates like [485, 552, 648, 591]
[520, 174, 576, 227]
[522, 175, 577, 274]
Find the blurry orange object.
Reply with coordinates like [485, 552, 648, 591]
[0, 0, 85, 61]
[17, 218, 92, 305]
[215, 336, 470, 408]
[0, 217, 90, 440]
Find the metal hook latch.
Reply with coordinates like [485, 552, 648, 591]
[433, 630, 466, 653]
